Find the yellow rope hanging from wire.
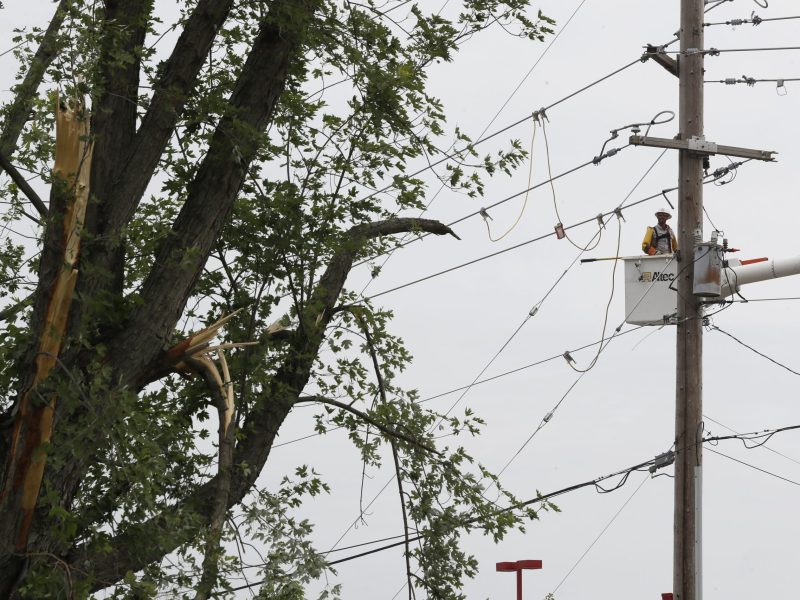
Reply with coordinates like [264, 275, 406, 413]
[482, 116, 538, 242]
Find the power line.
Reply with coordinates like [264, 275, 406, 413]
[706, 447, 800, 487]
[726, 296, 800, 302]
[706, 76, 800, 86]
[703, 414, 800, 468]
[349, 56, 645, 271]
[362, 157, 748, 301]
[226, 425, 800, 595]
[667, 46, 800, 56]
[550, 472, 650, 596]
[709, 324, 800, 377]
[704, 14, 800, 27]
[272, 325, 647, 450]
[223, 451, 662, 593]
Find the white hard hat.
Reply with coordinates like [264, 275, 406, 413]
[655, 208, 672, 219]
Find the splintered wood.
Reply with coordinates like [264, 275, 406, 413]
[3, 98, 92, 551]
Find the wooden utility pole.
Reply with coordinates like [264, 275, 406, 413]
[674, 1, 705, 599]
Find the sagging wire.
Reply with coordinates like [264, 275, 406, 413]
[480, 111, 540, 242]
[704, 0, 767, 13]
[704, 415, 800, 467]
[229, 423, 800, 594]
[563, 215, 623, 372]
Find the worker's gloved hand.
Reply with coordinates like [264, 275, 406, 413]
[647, 247, 657, 256]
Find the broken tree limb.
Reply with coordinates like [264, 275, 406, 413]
[0, 99, 92, 555]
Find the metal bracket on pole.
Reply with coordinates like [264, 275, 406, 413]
[629, 134, 777, 161]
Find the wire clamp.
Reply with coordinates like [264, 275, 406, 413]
[479, 207, 493, 221]
[562, 351, 575, 366]
[707, 47, 721, 57]
[532, 107, 548, 123]
[542, 411, 554, 423]
[649, 450, 675, 474]
[596, 213, 605, 229]
[751, 13, 763, 26]
[742, 74, 756, 87]
[614, 207, 625, 222]
[528, 305, 539, 317]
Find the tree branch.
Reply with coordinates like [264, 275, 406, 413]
[0, 0, 70, 158]
[102, 0, 235, 234]
[354, 311, 417, 600]
[66, 216, 456, 589]
[106, 4, 320, 389]
[296, 396, 441, 457]
[0, 150, 47, 218]
[186, 354, 235, 600]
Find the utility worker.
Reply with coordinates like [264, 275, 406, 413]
[642, 208, 678, 255]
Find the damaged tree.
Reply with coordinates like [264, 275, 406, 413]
[0, 1, 553, 597]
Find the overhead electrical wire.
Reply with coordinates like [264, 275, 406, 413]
[704, 13, 800, 27]
[550, 472, 650, 596]
[358, 0, 594, 294]
[365, 156, 744, 302]
[223, 451, 664, 593]
[709, 324, 800, 377]
[272, 324, 648, 450]
[726, 296, 800, 302]
[225, 425, 800, 593]
[360, 0, 582, 290]
[703, 414, 800, 468]
[706, 75, 800, 85]
[350, 55, 645, 272]
[667, 46, 800, 56]
[706, 447, 800, 487]
[334, 428, 800, 564]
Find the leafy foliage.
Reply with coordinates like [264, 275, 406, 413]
[0, 1, 555, 598]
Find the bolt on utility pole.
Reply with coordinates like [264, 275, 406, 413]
[674, 1, 705, 599]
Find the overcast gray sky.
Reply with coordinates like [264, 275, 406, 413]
[3, 1, 800, 599]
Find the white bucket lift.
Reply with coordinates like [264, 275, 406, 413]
[622, 249, 800, 326]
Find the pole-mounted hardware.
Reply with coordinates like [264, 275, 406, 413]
[629, 134, 776, 161]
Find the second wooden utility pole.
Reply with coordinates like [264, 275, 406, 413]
[674, 1, 705, 600]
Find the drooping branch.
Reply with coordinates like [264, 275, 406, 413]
[353, 310, 416, 600]
[0, 0, 70, 158]
[66, 217, 457, 590]
[296, 396, 441, 457]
